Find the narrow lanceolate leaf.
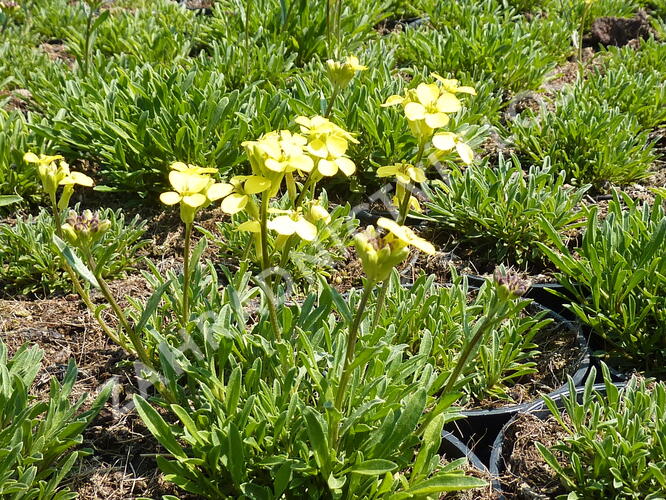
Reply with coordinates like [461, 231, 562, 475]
[351, 459, 397, 476]
[133, 395, 186, 459]
[391, 473, 487, 499]
[136, 279, 172, 332]
[53, 235, 99, 288]
[0, 195, 22, 206]
[303, 407, 330, 475]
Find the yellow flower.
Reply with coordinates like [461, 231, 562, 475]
[307, 200, 331, 224]
[354, 225, 409, 283]
[377, 218, 435, 254]
[431, 74, 477, 96]
[376, 163, 426, 184]
[24, 152, 93, 202]
[268, 209, 317, 241]
[432, 132, 474, 165]
[170, 161, 218, 175]
[160, 167, 230, 223]
[295, 116, 358, 177]
[326, 55, 368, 88]
[243, 130, 313, 196]
[218, 175, 271, 215]
[382, 75, 475, 142]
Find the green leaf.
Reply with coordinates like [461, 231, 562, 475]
[352, 459, 397, 476]
[136, 279, 172, 332]
[53, 235, 99, 288]
[133, 395, 186, 459]
[303, 407, 330, 475]
[0, 195, 22, 206]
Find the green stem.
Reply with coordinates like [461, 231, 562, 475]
[244, 0, 252, 75]
[182, 222, 192, 328]
[334, 280, 375, 411]
[330, 280, 375, 448]
[370, 279, 389, 332]
[50, 200, 119, 345]
[397, 182, 412, 225]
[84, 249, 153, 370]
[440, 298, 507, 397]
[578, 3, 591, 62]
[259, 193, 282, 341]
[294, 173, 315, 209]
[324, 85, 341, 118]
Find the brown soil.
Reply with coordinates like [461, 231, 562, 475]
[0, 88, 31, 112]
[0, 291, 182, 498]
[498, 413, 570, 499]
[585, 10, 658, 49]
[40, 40, 75, 65]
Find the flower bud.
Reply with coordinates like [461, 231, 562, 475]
[354, 226, 410, 283]
[61, 209, 111, 249]
[326, 56, 367, 89]
[493, 266, 530, 300]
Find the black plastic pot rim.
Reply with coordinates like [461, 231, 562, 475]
[441, 431, 488, 474]
[455, 302, 592, 418]
[488, 381, 629, 499]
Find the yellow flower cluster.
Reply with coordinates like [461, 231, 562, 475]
[382, 73, 476, 164]
[159, 162, 232, 224]
[24, 152, 94, 209]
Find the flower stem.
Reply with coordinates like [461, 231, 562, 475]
[330, 280, 375, 448]
[334, 280, 374, 410]
[50, 200, 119, 345]
[83, 249, 153, 369]
[324, 85, 341, 118]
[259, 192, 282, 341]
[182, 222, 192, 329]
[82, 4, 94, 76]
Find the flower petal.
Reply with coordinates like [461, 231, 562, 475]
[404, 102, 426, 121]
[317, 159, 339, 177]
[307, 138, 329, 158]
[244, 176, 272, 194]
[160, 191, 182, 205]
[221, 193, 248, 214]
[67, 171, 94, 186]
[436, 93, 462, 113]
[289, 154, 314, 173]
[456, 86, 476, 95]
[170, 161, 188, 172]
[407, 166, 426, 183]
[268, 215, 297, 236]
[294, 219, 317, 241]
[236, 220, 261, 233]
[432, 132, 457, 152]
[335, 157, 356, 176]
[382, 95, 404, 107]
[182, 193, 207, 208]
[456, 141, 474, 165]
[424, 112, 450, 129]
[416, 83, 439, 106]
[326, 135, 348, 157]
[206, 182, 234, 201]
[23, 152, 40, 163]
[376, 165, 399, 178]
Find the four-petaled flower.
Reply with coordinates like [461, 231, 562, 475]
[432, 132, 474, 165]
[377, 163, 426, 184]
[218, 175, 271, 215]
[295, 116, 358, 177]
[24, 152, 94, 202]
[377, 217, 435, 255]
[159, 163, 230, 223]
[268, 209, 317, 241]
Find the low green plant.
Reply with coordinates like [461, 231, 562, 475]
[537, 364, 666, 499]
[0, 206, 148, 296]
[574, 63, 666, 130]
[397, 17, 558, 92]
[538, 192, 666, 373]
[0, 340, 112, 498]
[373, 272, 555, 405]
[509, 92, 657, 190]
[424, 156, 590, 267]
